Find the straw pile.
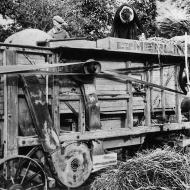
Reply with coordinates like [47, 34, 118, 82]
[156, 0, 190, 38]
[90, 147, 190, 190]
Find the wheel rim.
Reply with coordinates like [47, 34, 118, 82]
[0, 155, 47, 190]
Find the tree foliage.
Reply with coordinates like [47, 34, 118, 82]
[0, 0, 166, 42]
[80, 0, 115, 40]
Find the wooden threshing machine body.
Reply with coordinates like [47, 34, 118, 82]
[0, 37, 190, 188]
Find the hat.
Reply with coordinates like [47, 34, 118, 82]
[119, 6, 134, 23]
[53, 15, 68, 26]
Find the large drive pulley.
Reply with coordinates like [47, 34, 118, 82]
[0, 155, 47, 190]
[51, 142, 92, 188]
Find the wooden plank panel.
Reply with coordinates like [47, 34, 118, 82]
[18, 97, 36, 136]
[151, 66, 175, 89]
[99, 96, 144, 112]
[96, 85, 127, 91]
[16, 53, 46, 65]
[151, 66, 176, 109]
[101, 119, 123, 130]
[59, 101, 79, 113]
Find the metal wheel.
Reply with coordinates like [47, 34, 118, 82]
[0, 155, 47, 190]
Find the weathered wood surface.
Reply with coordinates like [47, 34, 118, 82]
[97, 37, 185, 56]
[0, 50, 4, 115]
[0, 45, 183, 134]
[4, 50, 18, 156]
[48, 39, 96, 48]
[0, 39, 187, 155]
[17, 122, 190, 147]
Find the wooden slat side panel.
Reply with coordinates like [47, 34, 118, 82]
[149, 66, 176, 109]
[16, 52, 46, 65]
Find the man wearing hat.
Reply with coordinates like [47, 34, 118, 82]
[111, 4, 145, 40]
[47, 15, 70, 39]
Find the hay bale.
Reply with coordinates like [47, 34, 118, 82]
[90, 147, 190, 190]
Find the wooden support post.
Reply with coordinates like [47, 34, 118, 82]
[45, 54, 50, 103]
[160, 62, 166, 122]
[150, 66, 153, 114]
[82, 83, 101, 131]
[4, 50, 18, 157]
[79, 98, 86, 134]
[125, 61, 133, 128]
[145, 62, 151, 126]
[52, 54, 60, 135]
[126, 81, 133, 128]
[3, 50, 7, 157]
[175, 65, 181, 123]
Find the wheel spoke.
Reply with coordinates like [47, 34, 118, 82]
[21, 161, 31, 184]
[14, 157, 22, 181]
[22, 170, 41, 185]
[11, 176, 15, 184]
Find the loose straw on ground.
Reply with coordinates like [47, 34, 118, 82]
[91, 147, 190, 190]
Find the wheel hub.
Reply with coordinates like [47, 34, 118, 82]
[71, 158, 80, 172]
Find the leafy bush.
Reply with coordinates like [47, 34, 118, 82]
[0, 0, 159, 41]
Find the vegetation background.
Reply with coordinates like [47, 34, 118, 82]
[0, 0, 190, 42]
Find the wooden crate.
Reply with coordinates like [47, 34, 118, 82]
[97, 37, 184, 56]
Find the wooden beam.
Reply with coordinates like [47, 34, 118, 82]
[101, 72, 183, 94]
[145, 62, 151, 126]
[5, 50, 18, 156]
[126, 81, 133, 128]
[78, 98, 86, 133]
[160, 61, 166, 121]
[3, 50, 8, 156]
[125, 61, 133, 128]
[175, 65, 181, 123]
[52, 54, 60, 135]
[103, 136, 146, 149]
[17, 122, 190, 147]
